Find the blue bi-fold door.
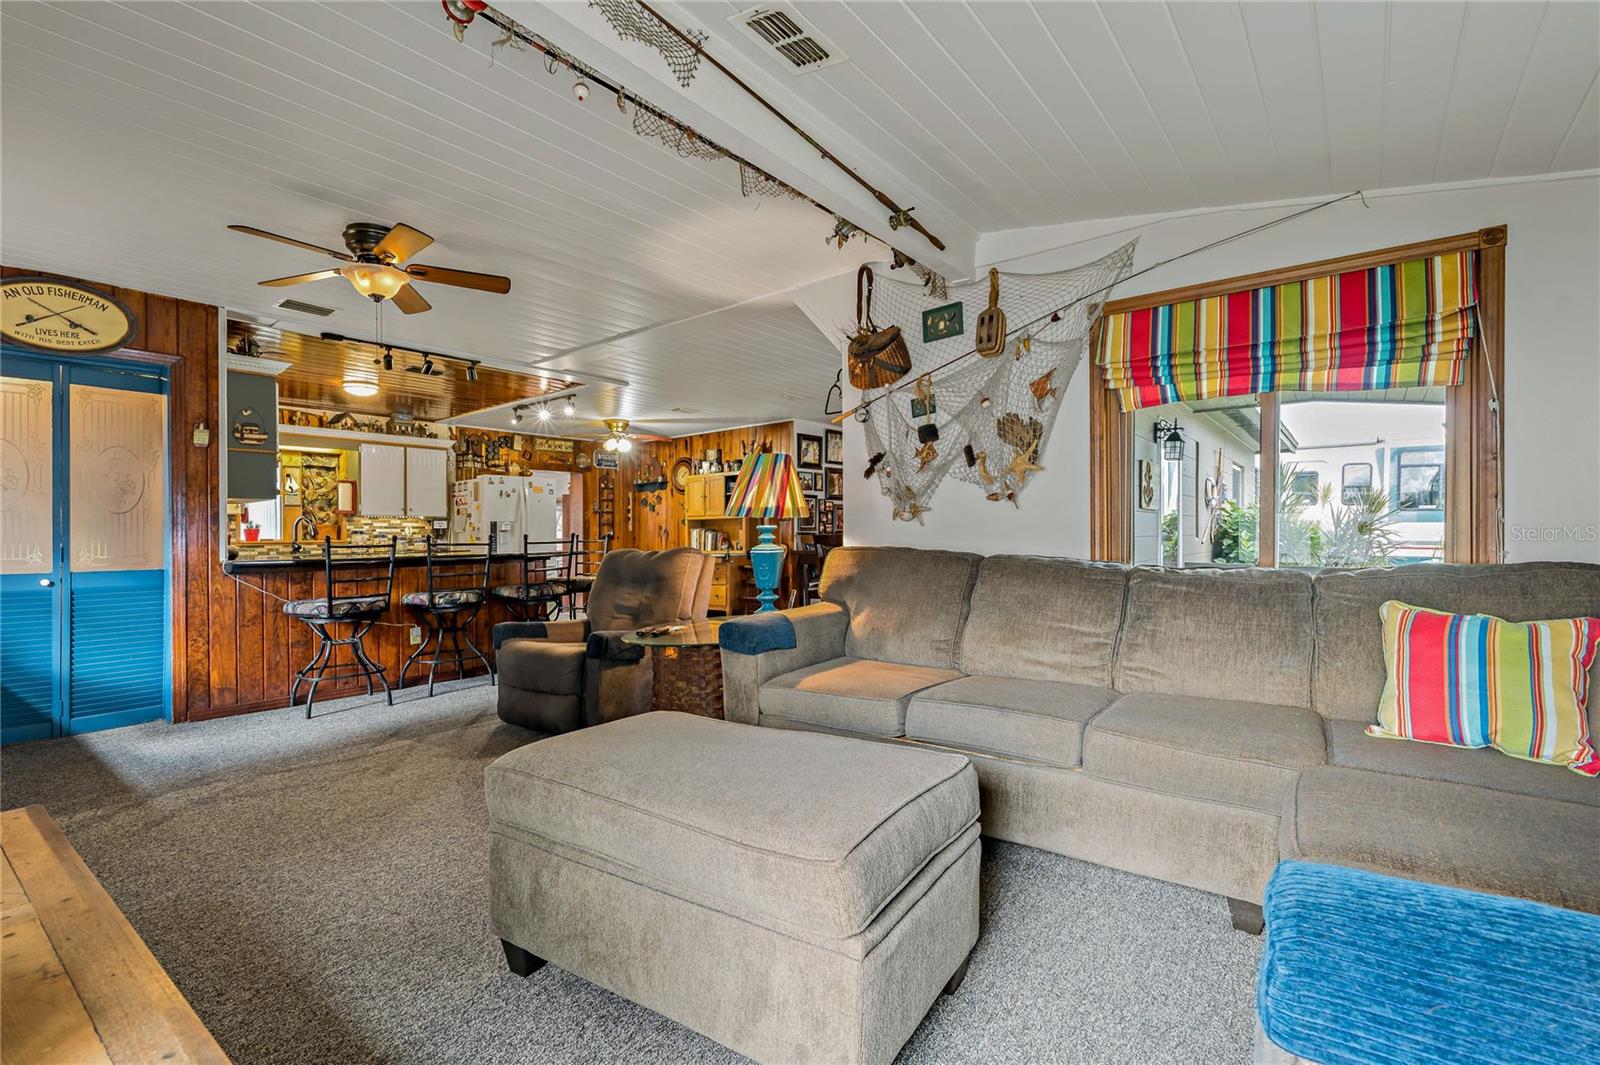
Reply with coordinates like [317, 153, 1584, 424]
[1, 350, 171, 743]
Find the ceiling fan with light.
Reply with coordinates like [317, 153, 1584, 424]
[228, 221, 511, 314]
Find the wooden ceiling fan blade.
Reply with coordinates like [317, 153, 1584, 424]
[391, 283, 431, 314]
[228, 225, 352, 261]
[373, 223, 433, 264]
[258, 270, 340, 287]
[404, 263, 511, 294]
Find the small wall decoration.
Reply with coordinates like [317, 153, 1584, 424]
[593, 450, 620, 470]
[824, 428, 844, 465]
[797, 434, 823, 469]
[799, 498, 819, 533]
[921, 301, 963, 343]
[1137, 459, 1156, 511]
[825, 468, 844, 500]
[798, 469, 822, 494]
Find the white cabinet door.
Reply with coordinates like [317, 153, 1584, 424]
[404, 448, 447, 517]
[357, 444, 406, 516]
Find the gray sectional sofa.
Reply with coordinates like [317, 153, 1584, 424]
[722, 547, 1600, 916]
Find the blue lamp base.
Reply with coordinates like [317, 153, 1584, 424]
[748, 524, 786, 613]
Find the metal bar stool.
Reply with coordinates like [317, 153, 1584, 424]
[489, 536, 574, 621]
[284, 537, 397, 719]
[400, 537, 495, 696]
[562, 532, 612, 618]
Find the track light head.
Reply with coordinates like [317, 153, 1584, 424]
[510, 407, 523, 426]
[536, 403, 552, 423]
[466, 362, 479, 382]
[381, 350, 394, 370]
[561, 397, 576, 417]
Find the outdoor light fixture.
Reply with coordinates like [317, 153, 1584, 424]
[1154, 419, 1186, 461]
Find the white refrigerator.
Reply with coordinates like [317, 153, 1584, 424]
[451, 475, 565, 547]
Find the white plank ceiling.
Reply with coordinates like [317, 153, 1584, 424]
[678, 0, 1599, 231]
[2, 1, 1595, 433]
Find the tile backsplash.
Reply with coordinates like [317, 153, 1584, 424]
[344, 517, 435, 545]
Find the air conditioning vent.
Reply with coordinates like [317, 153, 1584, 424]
[275, 298, 337, 318]
[730, 4, 846, 74]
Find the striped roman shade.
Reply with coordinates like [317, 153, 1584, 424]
[1096, 250, 1479, 411]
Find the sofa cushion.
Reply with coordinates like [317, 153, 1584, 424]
[759, 656, 961, 737]
[1115, 567, 1314, 707]
[957, 556, 1128, 685]
[1083, 693, 1326, 812]
[1312, 562, 1600, 722]
[1325, 720, 1599, 807]
[906, 675, 1116, 768]
[498, 639, 586, 695]
[485, 712, 979, 939]
[1284, 767, 1600, 913]
[819, 546, 981, 669]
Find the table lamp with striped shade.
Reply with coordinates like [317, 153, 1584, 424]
[726, 452, 809, 613]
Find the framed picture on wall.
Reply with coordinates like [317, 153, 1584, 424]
[824, 429, 843, 465]
[799, 497, 819, 532]
[825, 468, 844, 500]
[797, 433, 823, 469]
[798, 469, 822, 494]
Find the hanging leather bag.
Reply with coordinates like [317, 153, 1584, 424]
[847, 265, 912, 390]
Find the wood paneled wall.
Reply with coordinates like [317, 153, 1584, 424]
[3, 266, 224, 721]
[581, 422, 797, 551]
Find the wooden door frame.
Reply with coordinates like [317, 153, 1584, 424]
[1089, 226, 1506, 565]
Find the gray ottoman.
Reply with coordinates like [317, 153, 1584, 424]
[486, 711, 980, 1065]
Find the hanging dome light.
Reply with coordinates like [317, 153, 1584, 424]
[338, 262, 409, 301]
[602, 436, 618, 452]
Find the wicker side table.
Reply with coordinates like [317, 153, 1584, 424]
[621, 620, 725, 719]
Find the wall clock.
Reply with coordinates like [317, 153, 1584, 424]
[2, 277, 136, 354]
[671, 457, 693, 493]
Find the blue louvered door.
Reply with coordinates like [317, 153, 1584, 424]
[0, 352, 170, 743]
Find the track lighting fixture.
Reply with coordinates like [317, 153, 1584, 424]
[562, 397, 577, 418]
[421, 357, 435, 376]
[382, 350, 394, 370]
[466, 362, 479, 382]
[536, 402, 553, 423]
[510, 407, 523, 426]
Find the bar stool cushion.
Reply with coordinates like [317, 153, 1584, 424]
[492, 581, 570, 602]
[402, 589, 484, 609]
[282, 595, 387, 620]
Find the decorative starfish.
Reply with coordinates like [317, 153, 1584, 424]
[915, 440, 938, 471]
[894, 501, 929, 524]
[1006, 448, 1044, 485]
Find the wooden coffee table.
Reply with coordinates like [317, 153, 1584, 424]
[621, 619, 725, 718]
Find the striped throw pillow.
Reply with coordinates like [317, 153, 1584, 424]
[1368, 600, 1600, 776]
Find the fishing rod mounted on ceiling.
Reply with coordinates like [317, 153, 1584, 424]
[455, 3, 945, 291]
[632, 1, 947, 254]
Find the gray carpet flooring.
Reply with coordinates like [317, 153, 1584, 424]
[0, 684, 1263, 1064]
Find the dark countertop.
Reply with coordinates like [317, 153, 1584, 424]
[222, 549, 537, 573]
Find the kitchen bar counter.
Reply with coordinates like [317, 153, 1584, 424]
[222, 548, 538, 573]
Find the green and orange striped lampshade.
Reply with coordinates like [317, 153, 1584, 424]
[726, 452, 809, 520]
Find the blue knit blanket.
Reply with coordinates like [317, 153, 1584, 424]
[1258, 861, 1600, 1065]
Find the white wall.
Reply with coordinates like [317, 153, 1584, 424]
[798, 173, 1600, 564]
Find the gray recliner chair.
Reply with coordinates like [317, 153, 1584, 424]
[492, 547, 714, 733]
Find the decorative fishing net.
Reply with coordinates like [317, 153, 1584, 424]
[858, 241, 1137, 522]
[739, 161, 804, 200]
[589, 0, 707, 87]
[631, 107, 723, 161]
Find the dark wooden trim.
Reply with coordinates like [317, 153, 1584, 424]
[1257, 394, 1280, 567]
[1087, 320, 1131, 563]
[1102, 227, 1507, 316]
[1088, 228, 1507, 566]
